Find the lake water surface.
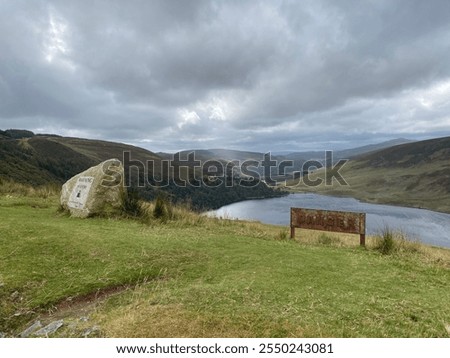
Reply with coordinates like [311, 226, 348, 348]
[210, 193, 450, 248]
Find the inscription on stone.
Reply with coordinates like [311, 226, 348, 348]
[68, 176, 94, 209]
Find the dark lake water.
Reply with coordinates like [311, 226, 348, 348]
[209, 193, 450, 248]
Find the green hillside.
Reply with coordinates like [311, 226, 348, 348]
[0, 137, 96, 185]
[0, 131, 161, 185]
[290, 136, 450, 213]
[49, 136, 161, 164]
[0, 130, 285, 210]
[0, 194, 449, 338]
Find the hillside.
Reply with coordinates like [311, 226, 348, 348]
[290, 136, 450, 213]
[353, 136, 450, 167]
[0, 130, 285, 210]
[49, 136, 161, 164]
[282, 138, 415, 170]
[0, 136, 97, 185]
[336, 138, 415, 159]
[0, 193, 449, 338]
[0, 132, 160, 185]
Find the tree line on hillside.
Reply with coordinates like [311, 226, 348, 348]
[135, 179, 286, 211]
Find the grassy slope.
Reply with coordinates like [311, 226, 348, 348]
[0, 135, 162, 185]
[288, 137, 450, 213]
[48, 136, 161, 163]
[1, 195, 450, 338]
[0, 138, 96, 185]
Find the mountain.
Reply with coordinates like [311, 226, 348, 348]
[291, 136, 450, 213]
[0, 131, 161, 185]
[282, 138, 415, 164]
[0, 129, 35, 139]
[161, 138, 414, 164]
[48, 136, 161, 164]
[335, 138, 415, 158]
[0, 130, 285, 209]
[353, 136, 449, 167]
[158, 138, 415, 178]
[159, 148, 286, 163]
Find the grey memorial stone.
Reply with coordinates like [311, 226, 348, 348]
[60, 159, 125, 218]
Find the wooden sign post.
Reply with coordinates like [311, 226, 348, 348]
[290, 208, 366, 246]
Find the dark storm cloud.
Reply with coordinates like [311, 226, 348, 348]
[1, 0, 449, 151]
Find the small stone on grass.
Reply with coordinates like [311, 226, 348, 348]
[33, 320, 64, 337]
[19, 321, 42, 338]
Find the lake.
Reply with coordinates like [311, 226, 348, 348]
[209, 193, 450, 248]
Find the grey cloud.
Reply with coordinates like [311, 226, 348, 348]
[233, 1, 450, 128]
[57, 0, 289, 107]
[0, 0, 449, 152]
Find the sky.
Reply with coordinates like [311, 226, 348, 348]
[1, 0, 450, 153]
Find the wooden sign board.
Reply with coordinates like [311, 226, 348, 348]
[290, 208, 366, 246]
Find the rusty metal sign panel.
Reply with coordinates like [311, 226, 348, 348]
[290, 207, 366, 245]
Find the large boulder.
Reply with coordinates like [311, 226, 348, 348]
[60, 159, 125, 218]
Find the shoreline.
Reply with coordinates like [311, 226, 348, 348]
[210, 192, 450, 249]
[289, 188, 450, 215]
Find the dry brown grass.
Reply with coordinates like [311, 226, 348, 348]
[0, 179, 60, 198]
[95, 299, 306, 338]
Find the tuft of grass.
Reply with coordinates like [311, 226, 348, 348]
[138, 198, 206, 227]
[376, 227, 396, 255]
[315, 233, 342, 246]
[374, 227, 423, 257]
[274, 229, 289, 241]
[153, 195, 170, 221]
[318, 233, 333, 245]
[121, 187, 144, 218]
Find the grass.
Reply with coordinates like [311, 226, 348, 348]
[1, 192, 450, 338]
[0, 179, 60, 198]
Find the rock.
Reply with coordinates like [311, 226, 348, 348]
[83, 326, 100, 338]
[19, 321, 42, 338]
[33, 320, 64, 337]
[60, 159, 125, 218]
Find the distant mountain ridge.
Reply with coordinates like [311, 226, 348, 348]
[353, 136, 450, 168]
[159, 138, 415, 164]
[335, 138, 415, 159]
[0, 129, 419, 185]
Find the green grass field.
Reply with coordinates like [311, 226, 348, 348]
[1, 193, 450, 338]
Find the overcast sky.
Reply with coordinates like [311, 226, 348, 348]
[1, 0, 450, 152]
